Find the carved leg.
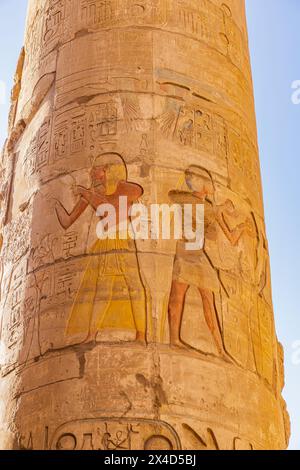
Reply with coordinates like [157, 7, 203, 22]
[199, 288, 225, 356]
[168, 280, 189, 349]
[84, 274, 114, 344]
[128, 287, 147, 344]
[124, 253, 147, 344]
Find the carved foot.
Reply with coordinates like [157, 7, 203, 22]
[135, 331, 147, 346]
[170, 339, 194, 352]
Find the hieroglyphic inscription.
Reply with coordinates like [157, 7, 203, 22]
[43, 0, 65, 47]
[80, 0, 165, 28]
[81, 0, 115, 26]
[24, 118, 52, 177]
[2, 210, 31, 264]
[183, 423, 254, 450]
[88, 102, 118, 142]
[24, 0, 65, 75]
[53, 102, 118, 161]
[227, 126, 262, 212]
[166, 0, 248, 75]
[62, 232, 78, 258]
[158, 101, 227, 159]
[51, 418, 180, 450]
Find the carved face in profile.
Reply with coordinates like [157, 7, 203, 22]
[185, 166, 214, 198]
[90, 165, 106, 192]
[90, 153, 127, 195]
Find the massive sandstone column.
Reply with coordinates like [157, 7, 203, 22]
[0, 0, 290, 450]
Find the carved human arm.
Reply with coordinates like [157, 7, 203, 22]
[216, 211, 247, 247]
[168, 190, 200, 205]
[116, 181, 143, 202]
[72, 181, 143, 214]
[75, 186, 106, 209]
[55, 198, 88, 230]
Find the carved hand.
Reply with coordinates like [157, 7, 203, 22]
[245, 217, 256, 237]
[73, 185, 86, 197]
[55, 201, 69, 229]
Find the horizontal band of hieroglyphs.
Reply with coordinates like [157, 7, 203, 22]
[19, 99, 258, 183]
[24, 0, 249, 76]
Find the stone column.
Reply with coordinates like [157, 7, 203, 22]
[0, 0, 289, 450]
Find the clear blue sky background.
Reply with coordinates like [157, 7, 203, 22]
[0, 0, 299, 450]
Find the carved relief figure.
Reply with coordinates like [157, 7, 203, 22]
[55, 153, 147, 344]
[168, 166, 253, 355]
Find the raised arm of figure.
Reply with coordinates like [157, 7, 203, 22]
[117, 181, 144, 202]
[55, 197, 89, 230]
[216, 211, 246, 247]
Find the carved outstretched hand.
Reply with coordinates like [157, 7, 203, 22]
[54, 200, 67, 220]
[42, 191, 59, 211]
[244, 217, 256, 238]
[72, 185, 86, 197]
[55, 200, 72, 230]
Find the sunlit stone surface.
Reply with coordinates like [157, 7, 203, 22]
[0, 0, 289, 450]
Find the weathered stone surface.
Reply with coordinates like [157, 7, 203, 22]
[0, 0, 289, 450]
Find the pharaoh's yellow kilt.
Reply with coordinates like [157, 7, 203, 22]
[66, 236, 146, 338]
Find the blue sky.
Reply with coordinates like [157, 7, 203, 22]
[0, 0, 299, 450]
[246, 0, 300, 450]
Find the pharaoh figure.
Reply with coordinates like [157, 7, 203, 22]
[168, 166, 254, 355]
[55, 153, 147, 344]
